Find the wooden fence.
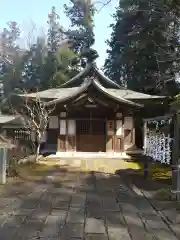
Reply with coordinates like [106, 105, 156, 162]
[5, 129, 35, 175]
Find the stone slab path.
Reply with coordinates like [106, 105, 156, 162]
[0, 169, 179, 239]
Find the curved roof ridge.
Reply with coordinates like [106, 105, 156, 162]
[92, 79, 143, 108]
[93, 66, 125, 89]
[45, 80, 92, 107]
[59, 63, 92, 88]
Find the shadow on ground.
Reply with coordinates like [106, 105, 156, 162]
[124, 154, 172, 191]
[0, 164, 178, 239]
[115, 168, 171, 191]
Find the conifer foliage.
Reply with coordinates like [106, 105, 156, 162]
[64, 0, 95, 65]
[104, 0, 180, 95]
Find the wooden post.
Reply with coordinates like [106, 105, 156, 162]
[65, 117, 68, 152]
[113, 119, 116, 152]
[171, 113, 180, 200]
[0, 148, 7, 184]
[143, 120, 147, 154]
[75, 119, 77, 152]
[57, 116, 60, 152]
[105, 117, 107, 152]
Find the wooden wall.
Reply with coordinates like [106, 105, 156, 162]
[46, 108, 136, 153]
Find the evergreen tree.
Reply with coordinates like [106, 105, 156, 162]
[0, 21, 21, 97]
[42, 6, 77, 88]
[47, 6, 65, 53]
[104, 0, 180, 95]
[21, 6, 77, 91]
[64, 0, 95, 65]
[0, 5, 92, 99]
[20, 37, 47, 91]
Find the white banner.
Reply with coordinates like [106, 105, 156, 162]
[124, 116, 133, 129]
[60, 119, 66, 135]
[116, 120, 123, 136]
[68, 120, 76, 135]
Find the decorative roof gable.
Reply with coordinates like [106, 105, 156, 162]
[60, 63, 121, 89]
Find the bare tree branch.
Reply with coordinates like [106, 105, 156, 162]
[11, 90, 56, 161]
[95, 0, 112, 12]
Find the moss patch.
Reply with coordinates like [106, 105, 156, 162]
[134, 162, 172, 182]
[16, 162, 58, 181]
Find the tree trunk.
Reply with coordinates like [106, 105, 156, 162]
[35, 132, 41, 162]
[35, 143, 40, 162]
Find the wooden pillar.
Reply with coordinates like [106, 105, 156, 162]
[105, 118, 107, 152]
[59, 113, 67, 152]
[131, 115, 136, 147]
[113, 119, 116, 152]
[132, 128, 136, 146]
[66, 119, 76, 152]
[57, 116, 60, 152]
[171, 113, 180, 200]
[130, 113, 136, 147]
[115, 118, 124, 152]
[106, 120, 114, 152]
[65, 117, 68, 152]
[74, 120, 77, 152]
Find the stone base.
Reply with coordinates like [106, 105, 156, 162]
[51, 152, 131, 159]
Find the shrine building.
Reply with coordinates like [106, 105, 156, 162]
[20, 62, 168, 157]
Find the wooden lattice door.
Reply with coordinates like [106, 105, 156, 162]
[76, 120, 105, 152]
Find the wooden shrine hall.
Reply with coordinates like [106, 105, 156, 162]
[20, 62, 168, 157]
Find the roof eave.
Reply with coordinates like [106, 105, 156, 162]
[93, 66, 122, 89]
[45, 79, 143, 108]
[45, 80, 91, 107]
[92, 80, 143, 108]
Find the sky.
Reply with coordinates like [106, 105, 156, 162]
[0, 0, 117, 68]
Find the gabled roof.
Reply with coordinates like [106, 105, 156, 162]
[45, 78, 143, 108]
[60, 63, 121, 89]
[18, 62, 168, 108]
[19, 87, 166, 101]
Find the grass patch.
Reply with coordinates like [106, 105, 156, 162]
[16, 162, 57, 181]
[38, 158, 143, 175]
[38, 157, 172, 188]
[39, 158, 171, 179]
[134, 162, 172, 182]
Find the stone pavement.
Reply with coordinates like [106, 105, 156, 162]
[0, 169, 179, 240]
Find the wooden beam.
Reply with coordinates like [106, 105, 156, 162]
[72, 93, 88, 104]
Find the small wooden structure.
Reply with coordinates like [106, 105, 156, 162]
[0, 134, 15, 184]
[18, 61, 168, 156]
